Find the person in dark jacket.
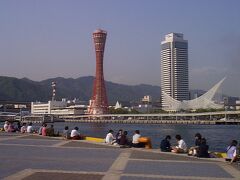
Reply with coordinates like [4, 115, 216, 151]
[188, 133, 202, 156]
[196, 138, 209, 158]
[116, 129, 123, 144]
[160, 135, 172, 152]
[119, 131, 130, 147]
[194, 133, 202, 146]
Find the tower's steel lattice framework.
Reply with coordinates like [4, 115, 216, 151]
[88, 29, 108, 114]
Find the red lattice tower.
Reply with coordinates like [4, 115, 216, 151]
[88, 29, 108, 114]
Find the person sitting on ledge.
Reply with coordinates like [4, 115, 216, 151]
[20, 123, 27, 133]
[38, 123, 44, 135]
[41, 123, 47, 136]
[46, 124, 55, 136]
[63, 126, 70, 139]
[105, 129, 115, 144]
[226, 140, 238, 163]
[7, 122, 16, 132]
[70, 127, 82, 140]
[4, 121, 9, 132]
[27, 122, 34, 133]
[196, 138, 210, 158]
[188, 133, 202, 156]
[119, 131, 131, 148]
[132, 130, 144, 148]
[171, 134, 188, 153]
[160, 135, 172, 152]
[116, 129, 123, 144]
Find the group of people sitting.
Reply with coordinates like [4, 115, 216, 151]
[4, 121, 34, 133]
[105, 129, 144, 148]
[160, 133, 239, 163]
[38, 123, 59, 136]
[62, 126, 84, 140]
[160, 133, 210, 158]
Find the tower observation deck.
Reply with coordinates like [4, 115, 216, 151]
[88, 29, 108, 114]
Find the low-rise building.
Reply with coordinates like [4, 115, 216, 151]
[31, 101, 87, 115]
[236, 100, 240, 110]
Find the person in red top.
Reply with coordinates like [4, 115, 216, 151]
[41, 123, 47, 136]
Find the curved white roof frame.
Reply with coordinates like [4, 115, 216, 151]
[162, 77, 225, 111]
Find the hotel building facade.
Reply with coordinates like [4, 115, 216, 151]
[161, 33, 189, 110]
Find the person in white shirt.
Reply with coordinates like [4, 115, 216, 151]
[4, 121, 9, 131]
[226, 140, 238, 163]
[27, 122, 33, 133]
[132, 130, 144, 148]
[105, 130, 115, 144]
[172, 134, 188, 153]
[20, 123, 27, 133]
[70, 127, 81, 140]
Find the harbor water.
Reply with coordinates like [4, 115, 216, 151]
[1, 121, 239, 152]
[50, 122, 239, 152]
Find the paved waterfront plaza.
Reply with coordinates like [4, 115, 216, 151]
[0, 133, 239, 180]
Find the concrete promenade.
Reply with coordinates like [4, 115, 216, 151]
[0, 133, 240, 180]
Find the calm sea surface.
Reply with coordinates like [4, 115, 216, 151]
[1, 122, 239, 152]
[51, 122, 239, 152]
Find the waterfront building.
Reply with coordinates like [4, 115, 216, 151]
[162, 78, 225, 111]
[161, 33, 189, 110]
[142, 95, 152, 104]
[236, 100, 240, 110]
[88, 29, 108, 115]
[115, 101, 122, 109]
[31, 101, 86, 115]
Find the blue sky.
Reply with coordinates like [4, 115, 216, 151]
[0, 0, 239, 96]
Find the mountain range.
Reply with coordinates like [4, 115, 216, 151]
[0, 76, 234, 105]
[0, 76, 161, 104]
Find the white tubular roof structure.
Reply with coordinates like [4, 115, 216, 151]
[162, 78, 225, 111]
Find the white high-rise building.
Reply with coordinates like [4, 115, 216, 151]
[161, 33, 189, 110]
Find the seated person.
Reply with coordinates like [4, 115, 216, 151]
[171, 134, 188, 153]
[41, 123, 47, 136]
[70, 127, 82, 140]
[160, 135, 172, 152]
[105, 130, 115, 144]
[7, 122, 16, 132]
[63, 126, 70, 139]
[27, 122, 34, 133]
[38, 123, 44, 135]
[119, 131, 131, 147]
[4, 121, 9, 131]
[196, 138, 209, 158]
[46, 124, 55, 136]
[132, 130, 144, 148]
[188, 133, 202, 156]
[226, 140, 238, 163]
[20, 123, 27, 133]
[116, 129, 123, 144]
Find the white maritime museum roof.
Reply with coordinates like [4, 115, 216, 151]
[162, 78, 226, 111]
